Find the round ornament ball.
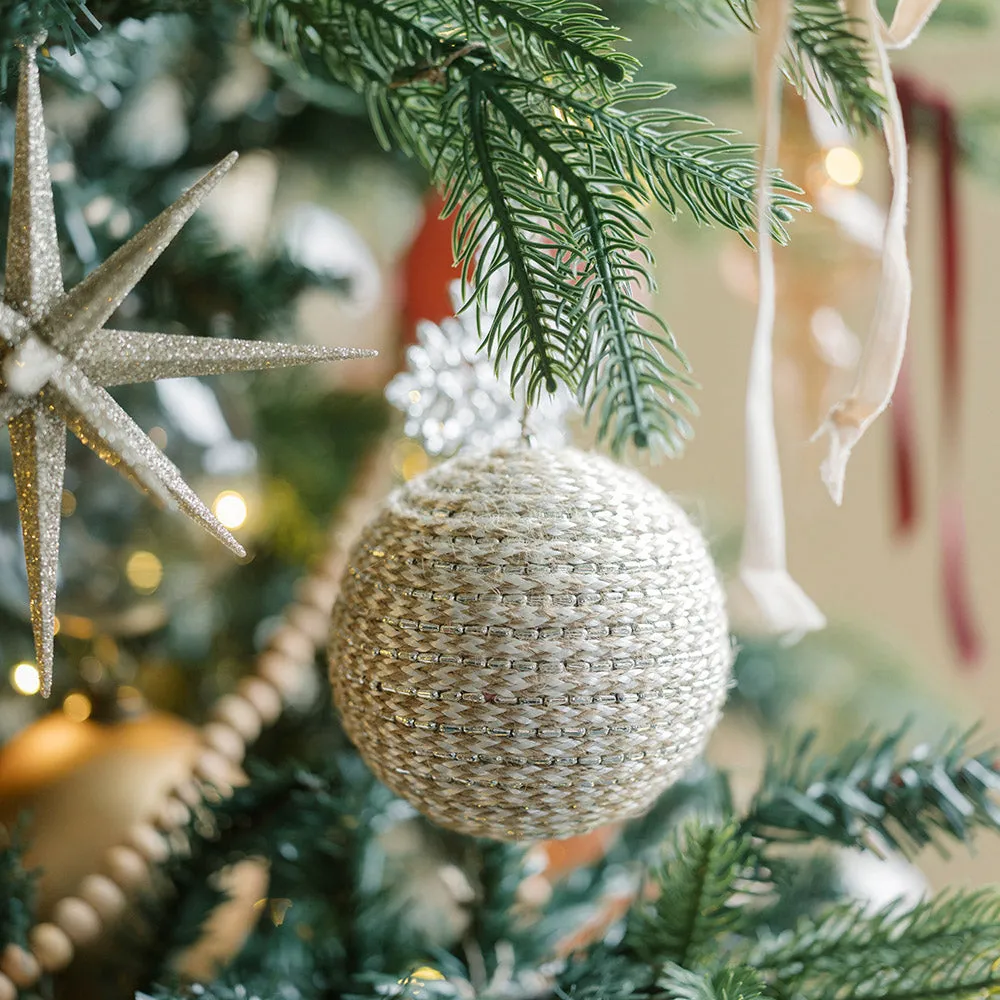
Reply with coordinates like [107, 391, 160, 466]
[329, 444, 732, 841]
[0, 693, 201, 915]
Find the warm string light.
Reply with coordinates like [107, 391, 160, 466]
[824, 145, 864, 187]
[126, 550, 164, 594]
[399, 967, 447, 988]
[212, 490, 249, 530]
[63, 691, 93, 722]
[10, 662, 41, 695]
[392, 440, 430, 481]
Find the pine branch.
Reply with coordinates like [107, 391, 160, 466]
[246, 0, 802, 452]
[448, 0, 637, 88]
[660, 965, 767, 1000]
[0, 819, 38, 949]
[627, 820, 760, 970]
[743, 725, 1000, 856]
[680, 0, 885, 131]
[786, 0, 885, 132]
[748, 888, 1000, 1000]
[0, 0, 216, 82]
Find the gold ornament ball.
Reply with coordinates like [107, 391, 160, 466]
[328, 444, 732, 841]
[0, 703, 202, 915]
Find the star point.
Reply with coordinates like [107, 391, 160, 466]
[1, 45, 374, 692]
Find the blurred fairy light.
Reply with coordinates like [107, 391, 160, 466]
[392, 441, 430, 482]
[126, 550, 164, 594]
[404, 968, 446, 984]
[10, 662, 41, 695]
[212, 490, 249, 530]
[63, 692, 93, 722]
[824, 146, 864, 187]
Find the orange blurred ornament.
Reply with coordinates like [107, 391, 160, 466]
[0, 689, 201, 916]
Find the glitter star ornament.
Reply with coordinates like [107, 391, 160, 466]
[2, 40, 373, 693]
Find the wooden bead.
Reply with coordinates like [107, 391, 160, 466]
[195, 750, 237, 793]
[211, 694, 261, 743]
[237, 676, 282, 725]
[153, 796, 191, 832]
[171, 779, 203, 808]
[105, 846, 150, 891]
[79, 874, 127, 924]
[268, 625, 314, 664]
[1, 943, 40, 987]
[202, 722, 247, 763]
[129, 823, 170, 864]
[53, 896, 102, 946]
[294, 575, 338, 614]
[29, 923, 74, 972]
[285, 603, 329, 645]
[256, 650, 304, 699]
[0, 972, 16, 1000]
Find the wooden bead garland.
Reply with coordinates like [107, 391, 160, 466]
[78, 875, 127, 924]
[51, 897, 102, 946]
[0, 946, 39, 987]
[29, 924, 73, 972]
[329, 444, 732, 841]
[0, 444, 395, 995]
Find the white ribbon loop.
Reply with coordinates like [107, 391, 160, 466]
[816, 0, 939, 504]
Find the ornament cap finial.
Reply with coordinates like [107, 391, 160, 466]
[14, 31, 47, 56]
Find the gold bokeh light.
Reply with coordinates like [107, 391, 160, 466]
[212, 490, 249, 530]
[10, 662, 41, 695]
[824, 146, 864, 187]
[63, 691, 93, 722]
[126, 550, 164, 594]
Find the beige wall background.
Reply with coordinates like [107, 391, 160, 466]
[631, 22, 1000, 888]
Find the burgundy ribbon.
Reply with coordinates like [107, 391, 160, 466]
[891, 75, 983, 665]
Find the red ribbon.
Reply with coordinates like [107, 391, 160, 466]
[891, 76, 983, 665]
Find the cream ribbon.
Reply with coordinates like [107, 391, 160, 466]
[816, 0, 941, 504]
[733, 0, 826, 635]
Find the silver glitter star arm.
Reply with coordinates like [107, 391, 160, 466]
[79, 329, 375, 386]
[5, 37, 63, 318]
[0, 390, 30, 422]
[40, 153, 238, 357]
[0, 304, 29, 347]
[44, 364, 246, 557]
[8, 407, 65, 696]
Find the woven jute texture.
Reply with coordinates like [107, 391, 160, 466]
[329, 444, 732, 841]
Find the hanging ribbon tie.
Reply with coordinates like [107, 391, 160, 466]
[816, 0, 941, 504]
[889, 75, 983, 665]
[732, 0, 825, 636]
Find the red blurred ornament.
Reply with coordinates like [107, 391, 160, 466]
[399, 192, 460, 349]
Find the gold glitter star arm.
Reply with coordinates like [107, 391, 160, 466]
[79, 330, 376, 386]
[5, 38, 63, 318]
[8, 407, 66, 696]
[40, 153, 238, 356]
[44, 364, 246, 557]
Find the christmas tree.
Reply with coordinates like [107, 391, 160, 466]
[1, 2, 999, 999]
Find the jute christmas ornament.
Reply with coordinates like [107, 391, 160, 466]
[328, 444, 732, 841]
